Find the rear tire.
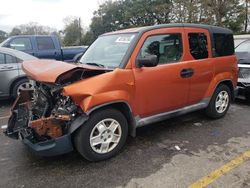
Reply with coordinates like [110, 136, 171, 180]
[205, 84, 231, 119]
[74, 108, 128, 161]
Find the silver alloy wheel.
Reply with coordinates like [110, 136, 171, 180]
[17, 81, 34, 95]
[215, 91, 229, 113]
[90, 118, 122, 154]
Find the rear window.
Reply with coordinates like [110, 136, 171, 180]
[213, 34, 234, 57]
[6, 54, 17, 64]
[36, 37, 55, 50]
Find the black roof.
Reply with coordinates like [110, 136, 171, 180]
[104, 23, 233, 36]
[139, 23, 232, 34]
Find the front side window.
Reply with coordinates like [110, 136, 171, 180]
[0, 53, 4, 64]
[139, 33, 183, 64]
[36, 37, 55, 50]
[214, 33, 234, 56]
[80, 33, 137, 68]
[9, 38, 32, 51]
[188, 33, 208, 60]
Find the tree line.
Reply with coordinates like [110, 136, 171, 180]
[0, 0, 249, 46]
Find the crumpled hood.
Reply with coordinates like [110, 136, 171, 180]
[22, 60, 112, 83]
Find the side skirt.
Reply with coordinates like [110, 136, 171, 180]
[135, 98, 210, 128]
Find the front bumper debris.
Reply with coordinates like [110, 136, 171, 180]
[23, 134, 73, 156]
[4, 89, 74, 156]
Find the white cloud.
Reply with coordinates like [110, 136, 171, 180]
[0, 0, 107, 32]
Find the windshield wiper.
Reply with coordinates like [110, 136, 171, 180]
[85, 62, 105, 68]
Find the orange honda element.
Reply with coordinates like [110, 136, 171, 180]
[4, 24, 238, 161]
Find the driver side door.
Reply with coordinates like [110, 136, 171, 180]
[132, 28, 190, 117]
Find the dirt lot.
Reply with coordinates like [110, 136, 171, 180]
[0, 99, 250, 188]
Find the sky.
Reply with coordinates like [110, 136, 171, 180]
[0, 0, 107, 32]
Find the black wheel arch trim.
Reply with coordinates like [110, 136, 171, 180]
[213, 79, 235, 100]
[69, 100, 137, 137]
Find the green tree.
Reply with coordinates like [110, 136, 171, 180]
[85, 0, 246, 43]
[9, 22, 56, 36]
[63, 17, 83, 46]
[82, 31, 95, 46]
[88, 0, 173, 42]
[0, 30, 7, 43]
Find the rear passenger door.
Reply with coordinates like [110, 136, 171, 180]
[35, 36, 61, 60]
[0, 52, 19, 96]
[184, 28, 214, 105]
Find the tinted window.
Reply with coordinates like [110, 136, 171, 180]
[213, 34, 234, 56]
[9, 38, 32, 51]
[6, 54, 17, 64]
[0, 53, 4, 64]
[139, 33, 183, 64]
[36, 37, 55, 50]
[188, 33, 208, 60]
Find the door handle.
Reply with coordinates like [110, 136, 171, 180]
[1, 66, 14, 69]
[180, 68, 194, 78]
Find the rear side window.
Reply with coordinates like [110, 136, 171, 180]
[188, 33, 208, 60]
[9, 38, 32, 51]
[6, 54, 17, 64]
[0, 53, 4, 64]
[213, 34, 234, 56]
[139, 33, 183, 65]
[36, 37, 55, 50]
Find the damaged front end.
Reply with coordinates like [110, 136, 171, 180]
[4, 82, 87, 156]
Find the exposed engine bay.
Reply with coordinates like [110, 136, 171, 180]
[6, 81, 79, 142]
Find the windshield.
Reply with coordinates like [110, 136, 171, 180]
[236, 40, 250, 52]
[79, 33, 137, 68]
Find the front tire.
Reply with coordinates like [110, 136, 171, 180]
[245, 90, 250, 103]
[74, 108, 128, 161]
[12, 79, 34, 98]
[205, 84, 231, 119]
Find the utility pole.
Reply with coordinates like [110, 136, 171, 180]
[79, 17, 81, 45]
[245, 0, 249, 33]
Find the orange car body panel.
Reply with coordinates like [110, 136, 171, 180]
[63, 69, 136, 113]
[22, 25, 238, 119]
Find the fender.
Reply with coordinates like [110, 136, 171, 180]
[204, 72, 235, 98]
[79, 90, 131, 112]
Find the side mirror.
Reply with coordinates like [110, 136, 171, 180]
[136, 55, 158, 68]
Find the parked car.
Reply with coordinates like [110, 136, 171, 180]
[0, 35, 87, 62]
[235, 39, 250, 101]
[0, 47, 37, 99]
[4, 23, 238, 161]
[234, 34, 250, 47]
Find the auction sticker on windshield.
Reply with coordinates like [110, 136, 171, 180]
[115, 35, 135, 43]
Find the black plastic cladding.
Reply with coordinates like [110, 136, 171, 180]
[102, 23, 233, 69]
